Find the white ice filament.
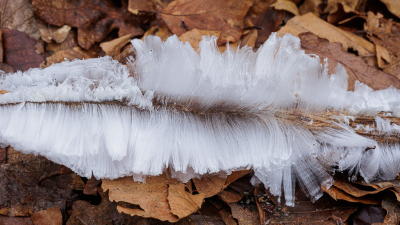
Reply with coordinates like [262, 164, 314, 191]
[0, 33, 399, 206]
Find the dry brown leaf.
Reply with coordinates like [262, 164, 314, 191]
[2, 29, 44, 71]
[362, 12, 400, 78]
[219, 209, 237, 225]
[168, 183, 205, 219]
[36, 20, 71, 44]
[271, 0, 299, 15]
[0, 90, 7, 94]
[364, 11, 384, 33]
[0, 29, 2, 62]
[185, 201, 226, 224]
[0, 0, 40, 40]
[245, 0, 284, 48]
[32, 0, 143, 50]
[129, 0, 156, 14]
[0, 62, 14, 73]
[364, 12, 400, 55]
[192, 175, 227, 198]
[143, 26, 174, 42]
[35, 40, 44, 55]
[30, 206, 62, 225]
[113, 45, 135, 64]
[322, 185, 381, 205]
[299, 32, 400, 90]
[225, 170, 253, 187]
[179, 29, 222, 51]
[391, 189, 400, 202]
[160, 0, 253, 45]
[376, 44, 391, 68]
[323, 0, 366, 24]
[256, 184, 358, 224]
[380, 0, 400, 19]
[102, 175, 180, 222]
[83, 176, 101, 195]
[67, 190, 142, 225]
[100, 34, 133, 58]
[373, 193, 400, 225]
[217, 190, 244, 204]
[299, 0, 322, 16]
[0, 148, 77, 217]
[278, 12, 376, 57]
[128, 0, 172, 14]
[0, 216, 33, 225]
[41, 47, 98, 68]
[240, 29, 257, 48]
[229, 203, 260, 225]
[333, 180, 393, 197]
[46, 31, 79, 53]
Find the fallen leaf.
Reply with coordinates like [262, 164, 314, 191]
[0, 147, 5, 164]
[187, 201, 226, 225]
[113, 45, 135, 64]
[0, 148, 78, 216]
[128, 0, 156, 14]
[245, 0, 284, 48]
[100, 34, 132, 57]
[32, 0, 144, 50]
[299, 32, 400, 90]
[333, 179, 393, 197]
[380, 0, 400, 19]
[192, 175, 227, 198]
[322, 185, 381, 205]
[0, 90, 7, 94]
[225, 170, 253, 187]
[323, 0, 365, 24]
[36, 20, 71, 44]
[376, 44, 392, 68]
[240, 28, 257, 48]
[30, 206, 62, 225]
[40, 47, 98, 68]
[143, 26, 174, 42]
[66, 190, 149, 225]
[35, 40, 44, 55]
[168, 183, 205, 219]
[0, 63, 14, 73]
[349, 206, 386, 225]
[160, 0, 253, 45]
[219, 209, 237, 225]
[271, 0, 300, 15]
[256, 184, 358, 224]
[83, 176, 102, 195]
[0, 0, 40, 40]
[45, 31, 79, 53]
[102, 175, 180, 222]
[298, 0, 322, 16]
[179, 29, 222, 50]
[2, 29, 44, 71]
[278, 12, 376, 57]
[363, 12, 396, 54]
[229, 203, 260, 225]
[0, 30, 3, 62]
[363, 12, 400, 78]
[128, 0, 172, 14]
[0, 215, 33, 225]
[217, 190, 244, 205]
[373, 193, 400, 225]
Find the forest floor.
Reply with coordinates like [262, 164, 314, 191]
[0, 0, 400, 224]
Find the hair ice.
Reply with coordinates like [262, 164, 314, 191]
[0, 33, 399, 206]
